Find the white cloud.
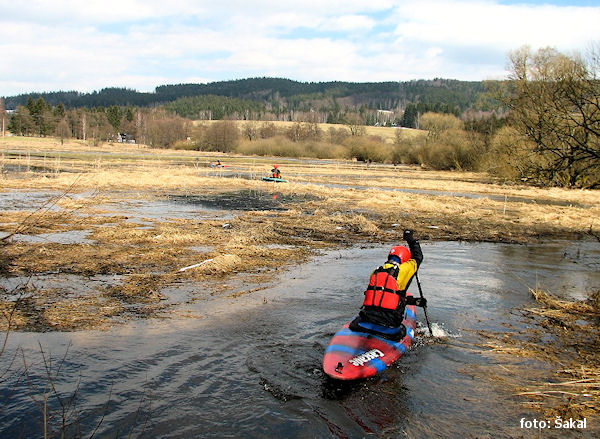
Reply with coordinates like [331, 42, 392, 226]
[1, 0, 599, 95]
[391, 0, 600, 50]
[322, 15, 377, 32]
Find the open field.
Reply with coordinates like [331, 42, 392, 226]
[1, 135, 599, 331]
[194, 119, 426, 142]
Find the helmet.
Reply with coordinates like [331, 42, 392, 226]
[388, 246, 411, 264]
[273, 164, 279, 169]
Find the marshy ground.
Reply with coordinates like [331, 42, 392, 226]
[1, 137, 600, 426]
[1, 136, 598, 332]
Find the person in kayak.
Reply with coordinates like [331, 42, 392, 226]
[271, 165, 281, 179]
[350, 229, 426, 339]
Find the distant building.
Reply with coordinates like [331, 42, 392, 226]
[117, 133, 136, 144]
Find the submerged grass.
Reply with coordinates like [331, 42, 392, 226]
[476, 288, 600, 420]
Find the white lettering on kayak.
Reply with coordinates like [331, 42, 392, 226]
[348, 349, 384, 366]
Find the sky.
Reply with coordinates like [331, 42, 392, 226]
[1, 0, 599, 96]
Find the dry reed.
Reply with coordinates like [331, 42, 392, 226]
[477, 288, 600, 420]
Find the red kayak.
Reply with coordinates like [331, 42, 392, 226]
[322, 293, 417, 380]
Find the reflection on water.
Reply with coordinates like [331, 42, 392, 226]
[1, 241, 599, 438]
[0, 190, 62, 211]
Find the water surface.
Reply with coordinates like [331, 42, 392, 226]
[1, 241, 599, 438]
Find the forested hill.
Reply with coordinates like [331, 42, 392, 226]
[3, 77, 487, 114]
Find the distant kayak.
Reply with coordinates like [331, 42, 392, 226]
[261, 177, 288, 183]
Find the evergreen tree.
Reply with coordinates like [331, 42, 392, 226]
[8, 106, 34, 135]
[53, 102, 66, 118]
[106, 106, 122, 131]
[401, 104, 419, 128]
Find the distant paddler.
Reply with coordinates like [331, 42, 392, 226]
[261, 164, 287, 182]
[210, 159, 229, 168]
[270, 164, 281, 179]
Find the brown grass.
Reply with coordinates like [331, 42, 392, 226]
[1, 135, 598, 330]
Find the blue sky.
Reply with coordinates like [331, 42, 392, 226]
[1, 0, 599, 96]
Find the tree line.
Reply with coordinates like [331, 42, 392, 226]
[167, 45, 600, 189]
[2, 78, 485, 126]
[6, 97, 189, 147]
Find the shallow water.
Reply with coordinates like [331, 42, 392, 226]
[1, 240, 599, 438]
[167, 190, 322, 212]
[294, 180, 589, 207]
[11, 229, 95, 244]
[0, 189, 63, 211]
[198, 167, 588, 207]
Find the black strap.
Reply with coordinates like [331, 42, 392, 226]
[366, 285, 397, 294]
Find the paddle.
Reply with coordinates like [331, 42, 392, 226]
[415, 273, 433, 336]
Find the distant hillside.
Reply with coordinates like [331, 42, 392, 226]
[3, 77, 487, 115]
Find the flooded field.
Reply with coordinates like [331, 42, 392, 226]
[1, 138, 599, 437]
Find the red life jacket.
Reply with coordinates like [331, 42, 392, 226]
[363, 264, 402, 310]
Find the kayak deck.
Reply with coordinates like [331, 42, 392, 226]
[323, 296, 417, 380]
[261, 177, 288, 182]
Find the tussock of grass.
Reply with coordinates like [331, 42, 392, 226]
[196, 254, 242, 275]
[0, 284, 122, 331]
[530, 288, 598, 315]
[41, 296, 121, 330]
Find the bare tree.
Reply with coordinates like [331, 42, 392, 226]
[0, 98, 7, 137]
[328, 126, 350, 144]
[242, 121, 258, 140]
[343, 113, 366, 136]
[203, 120, 240, 152]
[55, 118, 70, 145]
[146, 115, 190, 148]
[419, 112, 463, 139]
[258, 121, 277, 139]
[490, 45, 600, 188]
